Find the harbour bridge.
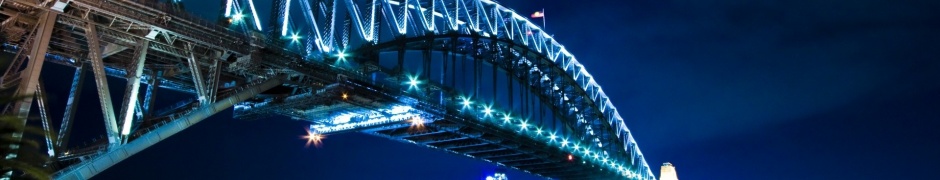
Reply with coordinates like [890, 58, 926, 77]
[0, 0, 656, 179]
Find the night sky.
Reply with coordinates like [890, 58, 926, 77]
[38, 0, 940, 179]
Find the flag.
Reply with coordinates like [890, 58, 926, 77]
[531, 11, 544, 18]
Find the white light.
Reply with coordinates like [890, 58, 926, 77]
[387, 105, 412, 114]
[573, 144, 580, 151]
[561, 139, 569, 147]
[233, 13, 244, 21]
[408, 77, 420, 89]
[411, 117, 425, 126]
[548, 133, 557, 141]
[224, 0, 234, 17]
[483, 106, 493, 116]
[247, 0, 263, 30]
[337, 51, 347, 59]
[519, 120, 529, 130]
[535, 128, 543, 135]
[332, 113, 355, 124]
[291, 34, 301, 41]
[281, 0, 292, 36]
[502, 115, 512, 123]
[461, 97, 472, 108]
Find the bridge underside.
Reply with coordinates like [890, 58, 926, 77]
[235, 80, 623, 180]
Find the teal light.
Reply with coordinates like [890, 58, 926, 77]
[408, 76, 420, 89]
[290, 34, 301, 41]
[232, 13, 244, 21]
[461, 97, 472, 109]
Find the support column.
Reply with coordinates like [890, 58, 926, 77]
[85, 20, 121, 147]
[205, 59, 221, 104]
[56, 64, 86, 153]
[397, 45, 404, 85]
[35, 80, 55, 157]
[118, 40, 149, 139]
[141, 70, 161, 121]
[5, 11, 57, 160]
[186, 45, 208, 105]
[52, 75, 286, 180]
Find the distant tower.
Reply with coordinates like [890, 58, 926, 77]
[660, 162, 678, 180]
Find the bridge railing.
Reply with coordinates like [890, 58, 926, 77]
[77, 0, 250, 53]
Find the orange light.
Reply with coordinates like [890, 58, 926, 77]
[302, 130, 325, 148]
[408, 116, 427, 132]
[342, 93, 348, 100]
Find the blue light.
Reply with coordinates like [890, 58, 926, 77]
[548, 133, 557, 141]
[502, 114, 512, 123]
[561, 138, 569, 147]
[535, 128, 543, 135]
[519, 120, 529, 130]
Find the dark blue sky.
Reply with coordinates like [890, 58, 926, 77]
[43, 0, 940, 179]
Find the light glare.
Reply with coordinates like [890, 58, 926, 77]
[233, 13, 244, 21]
[302, 130, 324, 148]
[461, 97, 472, 108]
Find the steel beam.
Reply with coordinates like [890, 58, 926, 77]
[56, 64, 86, 154]
[185, 45, 208, 105]
[36, 80, 56, 157]
[206, 59, 221, 103]
[51, 75, 285, 180]
[141, 70, 161, 120]
[118, 40, 149, 139]
[85, 21, 122, 147]
[101, 43, 128, 58]
[5, 11, 58, 161]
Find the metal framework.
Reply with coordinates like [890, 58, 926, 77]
[0, 0, 655, 179]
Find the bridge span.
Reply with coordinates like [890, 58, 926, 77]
[0, 0, 655, 179]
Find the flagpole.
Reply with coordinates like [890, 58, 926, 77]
[542, 8, 546, 30]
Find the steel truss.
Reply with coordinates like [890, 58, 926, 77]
[0, 0, 656, 179]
